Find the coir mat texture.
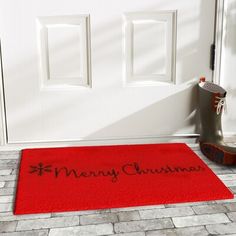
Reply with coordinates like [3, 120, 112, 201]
[14, 143, 233, 214]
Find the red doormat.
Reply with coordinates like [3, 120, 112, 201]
[14, 143, 233, 215]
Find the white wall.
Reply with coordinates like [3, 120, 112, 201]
[221, 0, 236, 135]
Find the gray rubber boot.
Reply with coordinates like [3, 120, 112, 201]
[198, 78, 236, 165]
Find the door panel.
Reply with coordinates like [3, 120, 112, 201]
[37, 15, 91, 88]
[0, 0, 215, 143]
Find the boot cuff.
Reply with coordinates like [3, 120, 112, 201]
[199, 81, 226, 95]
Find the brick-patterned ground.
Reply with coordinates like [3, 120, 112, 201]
[0, 145, 236, 236]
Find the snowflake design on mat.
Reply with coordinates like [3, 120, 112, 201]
[29, 163, 52, 176]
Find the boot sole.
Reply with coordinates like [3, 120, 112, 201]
[200, 142, 236, 165]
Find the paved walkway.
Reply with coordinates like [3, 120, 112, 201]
[0, 146, 236, 236]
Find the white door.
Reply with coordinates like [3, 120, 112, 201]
[0, 0, 215, 143]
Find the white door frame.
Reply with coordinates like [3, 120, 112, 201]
[0, 42, 7, 146]
[213, 0, 225, 85]
[0, 0, 226, 148]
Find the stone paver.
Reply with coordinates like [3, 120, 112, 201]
[80, 213, 118, 225]
[0, 170, 12, 176]
[51, 209, 111, 217]
[146, 226, 209, 236]
[206, 222, 236, 234]
[227, 212, 236, 222]
[192, 204, 228, 214]
[114, 219, 174, 233]
[49, 223, 113, 236]
[0, 221, 17, 233]
[0, 230, 48, 236]
[0, 212, 51, 221]
[110, 205, 165, 212]
[117, 211, 140, 221]
[218, 174, 236, 187]
[224, 202, 236, 211]
[0, 175, 17, 182]
[0, 195, 14, 203]
[16, 216, 80, 231]
[111, 233, 145, 236]
[172, 213, 230, 227]
[5, 181, 16, 188]
[139, 207, 194, 219]
[0, 188, 14, 196]
[0, 202, 12, 212]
